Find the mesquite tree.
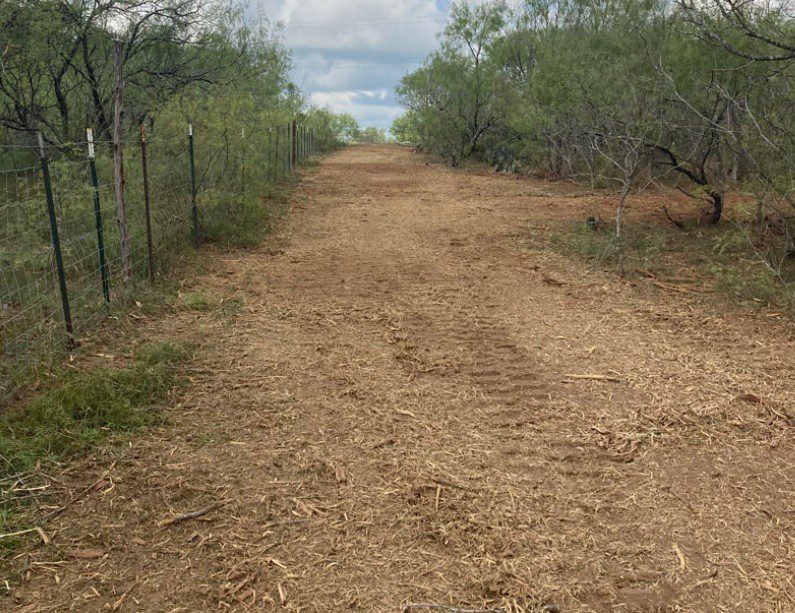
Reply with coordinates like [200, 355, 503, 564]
[677, 0, 794, 207]
[396, 1, 509, 165]
[0, 0, 243, 145]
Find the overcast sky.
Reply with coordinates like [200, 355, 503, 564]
[246, 0, 461, 131]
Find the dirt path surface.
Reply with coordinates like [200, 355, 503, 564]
[9, 145, 794, 612]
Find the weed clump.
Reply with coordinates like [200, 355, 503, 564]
[552, 222, 665, 270]
[550, 219, 794, 311]
[181, 291, 213, 311]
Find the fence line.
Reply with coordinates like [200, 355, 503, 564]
[1, 120, 317, 397]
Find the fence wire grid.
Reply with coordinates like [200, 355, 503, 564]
[1, 122, 317, 399]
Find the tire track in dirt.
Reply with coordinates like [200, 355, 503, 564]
[7, 145, 793, 613]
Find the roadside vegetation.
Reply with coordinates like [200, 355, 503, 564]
[357, 126, 389, 144]
[393, 0, 794, 309]
[0, 0, 358, 538]
[0, 0, 357, 362]
[0, 342, 193, 475]
[0, 340, 192, 553]
[0, 0, 358, 261]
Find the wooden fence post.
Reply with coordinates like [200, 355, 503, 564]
[113, 39, 132, 281]
[139, 125, 155, 283]
[291, 120, 297, 171]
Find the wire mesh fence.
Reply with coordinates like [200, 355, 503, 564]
[1, 121, 317, 399]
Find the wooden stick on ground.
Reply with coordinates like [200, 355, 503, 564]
[157, 501, 225, 528]
[0, 526, 49, 544]
[40, 461, 117, 523]
[0, 528, 39, 540]
[402, 604, 504, 613]
[563, 373, 621, 382]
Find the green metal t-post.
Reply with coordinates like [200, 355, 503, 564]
[38, 132, 74, 348]
[188, 123, 199, 247]
[86, 128, 110, 303]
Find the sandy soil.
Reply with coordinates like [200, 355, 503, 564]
[6, 145, 794, 612]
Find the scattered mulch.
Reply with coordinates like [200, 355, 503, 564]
[4, 145, 793, 612]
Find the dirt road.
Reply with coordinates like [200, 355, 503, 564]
[10, 145, 793, 611]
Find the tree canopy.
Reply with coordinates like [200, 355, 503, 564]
[394, 0, 794, 227]
[0, 0, 354, 149]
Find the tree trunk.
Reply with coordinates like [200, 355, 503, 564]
[727, 101, 740, 183]
[81, 35, 110, 142]
[113, 39, 132, 281]
[549, 136, 562, 178]
[52, 78, 70, 143]
[710, 190, 724, 224]
[616, 183, 630, 238]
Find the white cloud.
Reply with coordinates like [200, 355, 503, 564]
[309, 90, 401, 122]
[256, 0, 446, 53]
[360, 90, 389, 101]
[309, 90, 359, 109]
[246, 0, 463, 128]
[294, 62, 411, 93]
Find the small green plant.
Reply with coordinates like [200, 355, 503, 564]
[0, 341, 191, 552]
[181, 291, 213, 311]
[549, 218, 794, 312]
[553, 225, 622, 263]
[552, 222, 666, 270]
[709, 263, 794, 308]
[198, 186, 269, 248]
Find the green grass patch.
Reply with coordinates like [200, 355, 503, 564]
[709, 263, 788, 305]
[200, 190, 270, 248]
[549, 220, 795, 312]
[0, 341, 193, 476]
[181, 291, 213, 311]
[0, 341, 192, 555]
[551, 222, 666, 270]
[200, 175, 296, 248]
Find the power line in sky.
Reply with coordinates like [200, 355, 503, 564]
[283, 16, 450, 27]
[292, 63, 423, 69]
[270, 17, 450, 31]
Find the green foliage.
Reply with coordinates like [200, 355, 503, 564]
[0, 341, 193, 475]
[396, 1, 509, 164]
[0, 0, 352, 154]
[709, 263, 785, 305]
[358, 126, 387, 144]
[326, 112, 361, 146]
[0, 0, 247, 145]
[181, 291, 212, 311]
[391, 111, 423, 145]
[397, 0, 794, 213]
[553, 223, 666, 269]
[554, 220, 794, 311]
[0, 0, 352, 403]
[398, 0, 794, 297]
